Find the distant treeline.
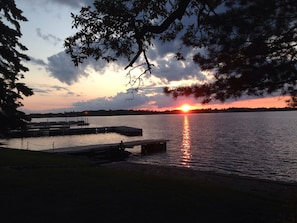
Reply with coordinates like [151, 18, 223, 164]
[29, 107, 297, 118]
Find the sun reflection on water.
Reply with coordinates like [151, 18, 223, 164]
[181, 115, 191, 167]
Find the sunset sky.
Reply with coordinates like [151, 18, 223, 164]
[15, 0, 289, 113]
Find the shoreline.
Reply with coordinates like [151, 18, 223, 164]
[104, 161, 297, 203]
[1, 147, 297, 222]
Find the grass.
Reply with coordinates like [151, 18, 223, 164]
[0, 147, 296, 223]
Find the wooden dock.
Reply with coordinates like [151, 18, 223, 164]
[8, 126, 143, 138]
[44, 139, 168, 161]
[27, 120, 89, 128]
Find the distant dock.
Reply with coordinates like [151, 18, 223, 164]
[44, 139, 169, 161]
[8, 126, 143, 138]
[27, 120, 90, 129]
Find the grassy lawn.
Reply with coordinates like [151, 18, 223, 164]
[0, 147, 295, 223]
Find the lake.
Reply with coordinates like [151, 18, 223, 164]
[2, 111, 297, 183]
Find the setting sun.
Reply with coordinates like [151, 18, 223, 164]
[180, 104, 191, 113]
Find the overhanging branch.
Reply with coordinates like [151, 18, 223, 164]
[125, 0, 191, 70]
[143, 0, 191, 34]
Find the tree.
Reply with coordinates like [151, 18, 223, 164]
[0, 0, 33, 135]
[286, 95, 297, 108]
[65, 0, 297, 104]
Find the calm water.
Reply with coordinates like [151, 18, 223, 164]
[2, 111, 297, 183]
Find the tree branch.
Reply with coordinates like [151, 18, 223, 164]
[143, 0, 191, 34]
[125, 0, 191, 70]
[124, 39, 143, 70]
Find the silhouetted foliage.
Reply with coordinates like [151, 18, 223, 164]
[0, 0, 33, 135]
[65, 0, 297, 103]
[286, 95, 297, 108]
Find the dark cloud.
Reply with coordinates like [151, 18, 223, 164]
[32, 88, 50, 94]
[32, 84, 81, 98]
[46, 51, 89, 85]
[51, 85, 70, 91]
[72, 92, 151, 111]
[31, 84, 72, 95]
[29, 57, 47, 66]
[29, 51, 121, 86]
[27, 0, 94, 9]
[50, 0, 93, 8]
[36, 28, 62, 46]
[45, 50, 130, 85]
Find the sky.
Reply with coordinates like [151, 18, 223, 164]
[15, 0, 289, 113]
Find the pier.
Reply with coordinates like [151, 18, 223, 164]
[8, 126, 143, 138]
[27, 120, 89, 128]
[44, 139, 168, 161]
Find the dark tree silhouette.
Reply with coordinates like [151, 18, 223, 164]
[65, 0, 297, 104]
[0, 0, 33, 135]
[286, 96, 297, 108]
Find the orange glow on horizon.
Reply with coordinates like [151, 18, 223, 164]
[22, 94, 290, 113]
[180, 104, 192, 113]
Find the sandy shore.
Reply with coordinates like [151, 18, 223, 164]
[104, 161, 297, 203]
